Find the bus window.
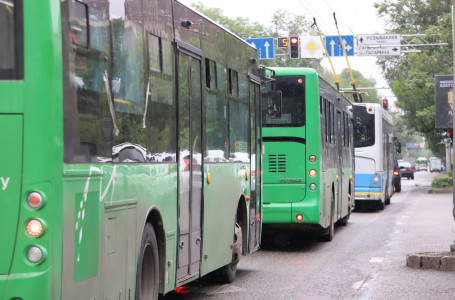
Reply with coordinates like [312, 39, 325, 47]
[262, 76, 305, 127]
[353, 106, 375, 148]
[262, 90, 282, 120]
[69, 0, 88, 48]
[0, 0, 23, 80]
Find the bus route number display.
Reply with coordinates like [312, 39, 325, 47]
[278, 37, 288, 48]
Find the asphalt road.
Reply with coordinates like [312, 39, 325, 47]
[164, 170, 455, 299]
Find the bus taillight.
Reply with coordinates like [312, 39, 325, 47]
[27, 192, 43, 209]
[309, 169, 317, 177]
[309, 155, 317, 163]
[26, 219, 44, 237]
[296, 214, 303, 222]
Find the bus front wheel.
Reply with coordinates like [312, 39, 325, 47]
[136, 223, 159, 300]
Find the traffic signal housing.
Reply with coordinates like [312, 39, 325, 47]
[290, 36, 299, 59]
[382, 99, 388, 110]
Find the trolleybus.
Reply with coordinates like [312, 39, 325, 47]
[353, 103, 394, 209]
[0, 0, 264, 298]
[261, 68, 354, 241]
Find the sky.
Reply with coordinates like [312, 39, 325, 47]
[178, 0, 396, 101]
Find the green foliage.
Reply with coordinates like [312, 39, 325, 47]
[374, 0, 452, 155]
[431, 172, 453, 190]
[322, 69, 380, 103]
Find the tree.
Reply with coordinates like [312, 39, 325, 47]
[374, 0, 452, 155]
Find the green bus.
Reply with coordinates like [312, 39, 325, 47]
[0, 0, 264, 299]
[261, 68, 354, 241]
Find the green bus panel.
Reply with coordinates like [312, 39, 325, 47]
[0, 115, 23, 275]
[201, 163, 250, 276]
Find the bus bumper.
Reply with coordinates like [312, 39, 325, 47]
[0, 270, 51, 300]
[354, 188, 384, 201]
[262, 194, 320, 224]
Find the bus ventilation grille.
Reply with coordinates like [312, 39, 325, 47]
[268, 154, 286, 173]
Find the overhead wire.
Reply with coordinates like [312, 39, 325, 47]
[295, 0, 332, 35]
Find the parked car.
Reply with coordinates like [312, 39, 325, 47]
[393, 160, 401, 192]
[398, 161, 415, 179]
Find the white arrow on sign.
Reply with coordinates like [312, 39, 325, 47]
[330, 39, 336, 56]
[264, 41, 270, 59]
[343, 39, 353, 51]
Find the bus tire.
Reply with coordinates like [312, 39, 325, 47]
[385, 197, 391, 205]
[322, 196, 335, 242]
[219, 222, 242, 283]
[136, 223, 159, 300]
[378, 199, 385, 210]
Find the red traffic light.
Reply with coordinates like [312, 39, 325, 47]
[289, 36, 299, 59]
[382, 99, 388, 110]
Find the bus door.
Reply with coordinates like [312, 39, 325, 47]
[336, 110, 343, 218]
[176, 41, 203, 281]
[248, 78, 262, 251]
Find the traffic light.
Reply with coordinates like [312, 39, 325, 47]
[447, 129, 453, 141]
[289, 36, 299, 59]
[382, 99, 388, 110]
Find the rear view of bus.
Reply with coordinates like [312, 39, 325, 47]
[353, 103, 394, 210]
[261, 68, 353, 241]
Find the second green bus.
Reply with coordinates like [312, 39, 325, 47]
[261, 67, 354, 241]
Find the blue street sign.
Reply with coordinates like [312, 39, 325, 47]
[324, 35, 354, 57]
[246, 38, 275, 59]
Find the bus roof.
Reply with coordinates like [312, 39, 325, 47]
[267, 67, 318, 77]
[175, 0, 257, 50]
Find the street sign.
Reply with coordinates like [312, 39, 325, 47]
[277, 37, 288, 48]
[356, 45, 401, 56]
[246, 37, 275, 59]
[300, 36, 323, 58]
[356, 34, 401, 56]
[357, 34, 400, 45]
[324, 35, 354, 57]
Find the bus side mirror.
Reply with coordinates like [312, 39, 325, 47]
[262, 90, 282, 119]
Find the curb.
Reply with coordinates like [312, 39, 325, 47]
[428, 189, 453, 194]
[407, 251, 455, 271]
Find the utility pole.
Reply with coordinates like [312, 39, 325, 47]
[451, 1, 455, 247]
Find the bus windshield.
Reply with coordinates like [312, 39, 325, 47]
[0, 0, 23, 80]
[353, 105, 375, 148]
[262, 75, 305, 127]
